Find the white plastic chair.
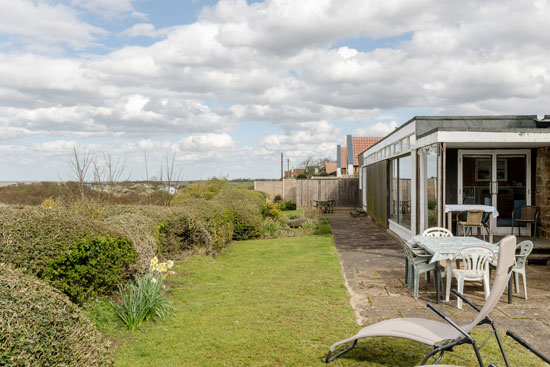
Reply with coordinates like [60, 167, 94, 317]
[451, 247, 494, 309]
[513, 240, 533, 300]
[422, 227, 453, 237]
[402, 241, 439, 299]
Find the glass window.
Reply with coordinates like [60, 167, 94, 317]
[399, 155, 411, 229]
[390, 159, 398, 222]
[426, 152, 438, 228]
[389, 155, 412, 230]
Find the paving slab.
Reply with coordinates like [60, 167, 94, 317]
[328, 211, 550, 357]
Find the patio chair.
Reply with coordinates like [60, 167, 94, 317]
[510, 240, 533, 300]
[422, 227, 453, 237]
[403, 241, 441, 299]
[457, 210, 485, 240]
[450, 247, 494, 309]
[326, 236, 517, 366]
[511, 205, 539, 238]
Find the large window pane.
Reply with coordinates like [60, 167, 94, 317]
[399, 155, 411, 229]
[426, 152, 438, 227]
[390, 159, 398, 222]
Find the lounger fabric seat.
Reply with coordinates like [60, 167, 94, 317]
[331, 318, 462, 348]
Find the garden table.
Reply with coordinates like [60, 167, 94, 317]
[408, 236, 512, 304]
[444, 204, 499, 243]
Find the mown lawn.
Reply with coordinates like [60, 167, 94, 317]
[111, 235, 542, 367]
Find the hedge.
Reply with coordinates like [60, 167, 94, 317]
[0, 264, 111, 366]
[0, 207, 138, 304]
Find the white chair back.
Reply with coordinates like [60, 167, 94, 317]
[516, 240, 533, 269]
[422, 227, 453, 237]
[453, 246, 494, 279]
[462, 236, 517, 332]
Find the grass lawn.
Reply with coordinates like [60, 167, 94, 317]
[109, 235, 542, 367]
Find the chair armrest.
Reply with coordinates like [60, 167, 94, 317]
[426, 303, 472, 341]
[506, 331, 550, 363]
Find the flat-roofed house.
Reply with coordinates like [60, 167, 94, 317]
[358, 115, 550, 240]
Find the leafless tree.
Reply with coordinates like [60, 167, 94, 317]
[103, 152, 128, 190]
[68, 146, 93, 200]
[91, 157, 104, 201]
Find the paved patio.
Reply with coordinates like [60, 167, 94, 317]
[328, 210, 550, 358]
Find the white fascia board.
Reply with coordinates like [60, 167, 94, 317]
[360, 120, 416, 164]
[417, 131, 550, 148]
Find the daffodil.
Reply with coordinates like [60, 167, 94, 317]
[167, 260, 174, 269]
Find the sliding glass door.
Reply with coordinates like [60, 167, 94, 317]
[458, 150, 531, 235]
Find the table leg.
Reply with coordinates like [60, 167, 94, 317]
[447, 212, 452, 233]
[508, 274, 525, 304]
[489, 214, 494, 243]
[435, 265, 441, 304]
[445, 259, 452, 302]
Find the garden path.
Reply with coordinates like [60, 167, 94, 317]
[328, 210, 550, 357]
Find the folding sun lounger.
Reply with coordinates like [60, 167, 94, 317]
[326, 235, 517, 367]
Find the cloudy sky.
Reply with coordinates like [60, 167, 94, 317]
[1, 0, 549, 181]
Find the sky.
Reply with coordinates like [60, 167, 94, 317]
[1, 0, 550, 181]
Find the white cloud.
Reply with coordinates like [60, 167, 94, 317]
[0, 0, 105, 48]
[179, 133, 235, 151]
[354, 121, 399, 137]
[2, 0, 550, 180]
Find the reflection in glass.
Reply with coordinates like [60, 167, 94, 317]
[389, 155, 411, 230]
[390, 160, 398, 223]
[426, 152, 438, 228]
[399, 155, 411, 229]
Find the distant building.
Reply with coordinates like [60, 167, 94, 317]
[285, 168, 306, 178]
[325, 162, 337, 175]
[337, 135, 382, 177]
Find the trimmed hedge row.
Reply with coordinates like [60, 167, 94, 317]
[0, 264, 111, 366]
[0, 207, 138, 304]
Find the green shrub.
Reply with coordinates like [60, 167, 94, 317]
[296, 174, 308, 179]
[212, 188, 264, 241]
[0, 207, 138, 304]
[313, 217, 332, 235]
[43, 236, 137, 304]
[262, 202, 282, 219]
[0, 264, 111, 366]
[173, 178, 227, 201]
[280, 201, 297, 211]
[273, 194, 283, 203]
[428, 200, 437, 210]
[156, 213, 212, 256]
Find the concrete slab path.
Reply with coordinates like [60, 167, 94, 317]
[328, 211, 550, 357]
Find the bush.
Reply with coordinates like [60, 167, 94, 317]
[0, 207, 138, 304]
[112, 257, 172, 331]
[280, 201, 297, 211]
[296, 174, 308, 179]
[313, 217, 332, 235]
[43, 236, 137, 304]
[173, 178, 227, 201]
[262, 202, 282, 219]
[212, 188, 264, 241]
[428, 200, 437, 210]
[0, 264, 111, 366]
[273, 194, 283, 203]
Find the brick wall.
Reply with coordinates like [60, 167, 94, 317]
[536, 147, 550, 238]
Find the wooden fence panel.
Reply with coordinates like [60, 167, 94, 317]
[295, 178, 359, 208]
